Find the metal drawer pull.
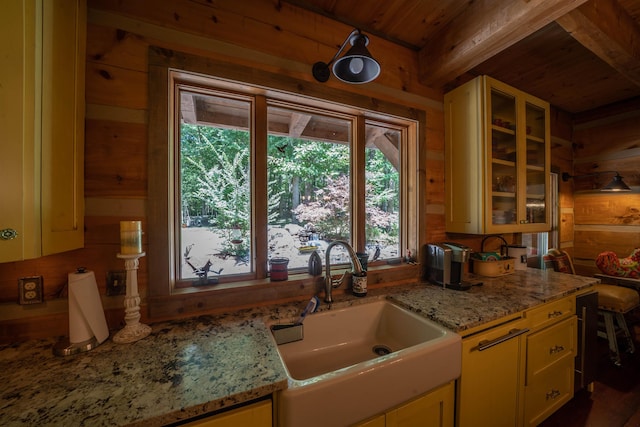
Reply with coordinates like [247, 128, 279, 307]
[546, 389, 561, 400]
[0, 228, 18, 241]
[549, 345, 565, 354]
[477, 327, 530, 351]
[547, 310, 563, 318]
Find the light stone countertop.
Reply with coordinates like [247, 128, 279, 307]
[0, 268, 599, 426]
[389, 268, 600, 333]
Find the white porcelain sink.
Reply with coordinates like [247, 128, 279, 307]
[273, 299, 461, 427]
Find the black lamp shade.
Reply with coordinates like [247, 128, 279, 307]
[332, 35, 380, 84]
[601, 173, 632, 191]
[562, 171, 632, 192]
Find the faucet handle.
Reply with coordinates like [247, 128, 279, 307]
[331, 271, 348, 288]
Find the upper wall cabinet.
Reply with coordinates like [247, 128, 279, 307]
[0, 0, 85, 263]
[444, 76, 550, 234]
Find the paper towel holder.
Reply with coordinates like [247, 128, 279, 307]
[54, 267, 110, 356]
[53, 336, 102, 356]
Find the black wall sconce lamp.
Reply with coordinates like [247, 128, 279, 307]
[561, 171, 631, 192]
[312, 29, 380, 84]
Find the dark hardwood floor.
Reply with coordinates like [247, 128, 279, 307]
[541, 321, 640, 427]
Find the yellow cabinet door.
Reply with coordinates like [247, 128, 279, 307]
[41, 0, 85, 255]
[182, 400, 271, 427]
[0, 0, 39, 261]
[0, 0, 84, 262]
[353, 382, 455, 427]
[457, 317, 529, 427]
[387, 382, 455, 427]
[356, 414, 386, 427]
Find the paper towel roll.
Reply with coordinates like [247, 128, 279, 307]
[68, 270, 109, 344]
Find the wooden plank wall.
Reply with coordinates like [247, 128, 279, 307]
[551, 107, 576, 259]
[0, 0, 447, 342]
[0, 0, 585, 343]
[571, 99, 640, 276]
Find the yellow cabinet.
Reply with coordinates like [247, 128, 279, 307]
[356, 382, 455, 427]
[356, 415, 386, 427]
[524, 359, 574, 427]
[456, 295, 581, 426]
[524, 316, 577, 426]
[456, 316, 530, 427]
[182, 399, 271, 427]
[444, 75, 550, 234]
[0, 0, 85, 262]
[387, 381, 454, 427]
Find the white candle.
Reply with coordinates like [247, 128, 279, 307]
[120, 221, 142, 254]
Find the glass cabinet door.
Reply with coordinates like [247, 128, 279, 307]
[524, 102, 547, 224]
[490, 89, 517, 227]
[444, 75, 550, 234]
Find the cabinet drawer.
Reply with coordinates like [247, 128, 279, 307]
[524, 359, 574, 426]
[526, 297, 574, 330]
[526, 317, 576, 381]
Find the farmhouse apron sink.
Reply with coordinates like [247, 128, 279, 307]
[273, 299, 461, 427]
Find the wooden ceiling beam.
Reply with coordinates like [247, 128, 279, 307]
[288, 112, 312, 137]
[181, 93, 197, 124]
[417, 0, 589, 88]
[366, 127, 399, 171]
[556, 0, 640, 87]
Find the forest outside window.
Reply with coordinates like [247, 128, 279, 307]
[167, 69, 416, 291]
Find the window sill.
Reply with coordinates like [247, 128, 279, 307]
[147, 263, 421, 321]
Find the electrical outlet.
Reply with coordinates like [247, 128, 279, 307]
[106, 270, 126, 296]
[18, 276, 44, 305]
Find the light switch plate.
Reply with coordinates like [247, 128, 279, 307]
[18, 276, 44, 305]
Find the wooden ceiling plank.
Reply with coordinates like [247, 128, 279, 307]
[418, 0, 589, 87]
[556, 0, 640, 87]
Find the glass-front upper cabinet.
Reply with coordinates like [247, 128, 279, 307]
[444, 75, 550, 234]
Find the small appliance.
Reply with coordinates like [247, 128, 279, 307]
[425, 242, 481, 290]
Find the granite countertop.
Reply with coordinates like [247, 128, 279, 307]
[389, 268, 600, 333]
[0, 268, 599, 426]
[0, 314, 289, 427]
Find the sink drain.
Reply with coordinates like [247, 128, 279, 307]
[372, 344, 392, 356]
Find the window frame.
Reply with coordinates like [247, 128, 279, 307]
[147, 47, 425, 314]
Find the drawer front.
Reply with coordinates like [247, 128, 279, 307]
[526, 296, 575, 330]
[524, 359, 574, 426]
[526, 316, 577, 381]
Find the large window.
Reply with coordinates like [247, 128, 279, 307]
[178, 88, 254, 282]
[148, 51, 422, 296]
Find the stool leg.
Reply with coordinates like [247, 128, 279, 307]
[615, 312, 635, 354]
[603, 312, 622, 366]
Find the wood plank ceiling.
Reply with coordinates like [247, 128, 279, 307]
[282, 0, 640, 115]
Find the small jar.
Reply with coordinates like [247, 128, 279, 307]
[352, 271, 367, 297]
[269, 257, 289, 281]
